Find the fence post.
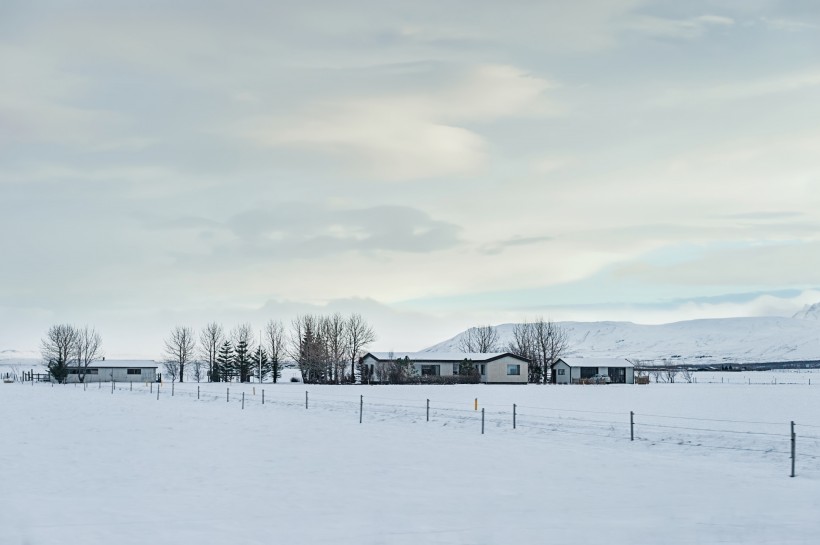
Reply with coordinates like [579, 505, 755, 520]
[262, 389, 265, 405]
[791, 421, 796, 478]
[111, 380, 114, 394]
[157, 383, 160, 400]
[150, 382, 153, 394]
[426, 399, 430, 422]
[227, 388, 230, 402]
[359, 395, 363, 424]
[481, 408, 485, 435]
[130, 382, 132, 391]
[242, 392, 245, 410]
[513, 404, 517, 429]
[305, 391, 309, 410]
[474, 398, 478, 411]
[172, 382, 174, 396]
[630, 411, 634, 441]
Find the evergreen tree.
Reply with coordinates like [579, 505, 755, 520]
[270, 350, 282, 384]
[252, 346, 272, 382]
[215, 340, 234, 383]
[234, 337, 253, 383]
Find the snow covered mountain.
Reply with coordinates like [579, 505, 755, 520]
[793, 303, 820, 320]
[424, 316, 820, 365]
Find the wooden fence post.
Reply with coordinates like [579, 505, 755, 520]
[630, 411, 634, 441]
[791, 421, 796, 478]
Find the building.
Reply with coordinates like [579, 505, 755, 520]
[60, 360, 159, 383]
[551, 357, 634, 384]
[360, 352, 529, 384]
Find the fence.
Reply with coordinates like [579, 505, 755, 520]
[14, 380, 820, 478]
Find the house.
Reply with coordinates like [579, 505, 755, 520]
[360, 352, 530, 384]
[59, 360, 159, 383]
[551, 357, 634, 384]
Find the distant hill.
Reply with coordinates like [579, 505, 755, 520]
[793, 302, 820, 320]
[424, 315, 820, 365]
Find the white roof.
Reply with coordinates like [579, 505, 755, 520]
[366, 352, 518, 362]
[79, 360, 159, 369]
[556, 357, 634, 368]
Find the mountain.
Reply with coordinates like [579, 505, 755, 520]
[793, 303, 820, 320]
[424, 316, 820, 365]
[0, 349, 40, 361]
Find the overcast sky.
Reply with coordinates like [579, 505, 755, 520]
[2, 0, 819, 358]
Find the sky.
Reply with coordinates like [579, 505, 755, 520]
[1, 0, 819, 358]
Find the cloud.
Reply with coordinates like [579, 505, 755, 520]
[627, 13, 735, 40]
[479, 235, 554, 256]
[238, 65, 554, 180]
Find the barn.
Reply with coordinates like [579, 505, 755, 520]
[60, 360, 159, 383]
[551, 357, 634, 384]
[360, 352, 530, 384]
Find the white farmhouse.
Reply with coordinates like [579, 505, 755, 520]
[60, 360, 159, 383]
[361, 352, 529, 384]
[551, 357, 634, 384]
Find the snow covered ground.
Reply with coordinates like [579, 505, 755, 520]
[2, 378, 820, 544]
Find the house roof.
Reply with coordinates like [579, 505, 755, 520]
[553, 357, 634, 368]
[364, 352, 530, 364]
[74, 360, 159, 369]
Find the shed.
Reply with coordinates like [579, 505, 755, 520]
[60, 360, 159, 383]
[551, 357, 634, 384]
[360, 352, 530, 384]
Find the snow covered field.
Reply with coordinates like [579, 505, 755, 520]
[2, 378, 820, 544]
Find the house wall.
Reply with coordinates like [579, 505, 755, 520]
[62, 367, 157, 383]
[485, 356, 528, 384]
[554, 361, 571, 384]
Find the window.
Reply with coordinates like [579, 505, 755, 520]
[453, 363, 460, 375]
[420, 365, 440, 376]
[557, 368, 565, 375]
[480, 364, 485, 375]
[127, 369, 141, 375]
[68, 369, 79, 374]
[507, 364, 520, 376]
[87, 368, 98, 375]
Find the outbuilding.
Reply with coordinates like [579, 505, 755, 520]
[360, 352, 530, 384]
[551, 357, 634, 384]
[60, 360, 159, 383]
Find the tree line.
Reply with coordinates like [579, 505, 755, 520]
[163, 313, 376, 384]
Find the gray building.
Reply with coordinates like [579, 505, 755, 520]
[60, 360, 159, 383]
[551, 357, 634, 384]
[361, 352, 529, 384]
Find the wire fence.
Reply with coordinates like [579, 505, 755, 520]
[18, 379, 820, 478]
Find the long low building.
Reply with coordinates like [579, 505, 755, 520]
[551, 357, 634, 384]
[60, 360, 159, 383]
[361, 352, 529, 384]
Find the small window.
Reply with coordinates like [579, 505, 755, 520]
[420, 365, 440, 376]
[68, 369, 79, 374]
[480, 364, 485, 375]
[127, 369, 141, 375]
[87, 368, 98, 375]
[507, 364, 520, 376]
[557, 369, 565, 375]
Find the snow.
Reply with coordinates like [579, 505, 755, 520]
[367, 351, 511, 361]
[2, 377, 820, 544]
[794, 302, 820, 320]
[425, 317, 820, 364]
[557, 357, 634, 367]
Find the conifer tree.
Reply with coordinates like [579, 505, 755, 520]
[215, 340, 234, 382]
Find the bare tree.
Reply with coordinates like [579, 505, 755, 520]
[346, 313, 376, 383]
[41, 324, 79, 383]
[199, 322, 224, 382]
[324, 313, 347, 384]
[190, 359, 206, 382]
[458, 325, 499, 353]
[265, 319, 286, 383]
[680, 367, 694, 383]
[164, 326, 196, 383]
[74, 326, 103, 383]
[163, 359, 180, 383]
[664, 368, 679, 384]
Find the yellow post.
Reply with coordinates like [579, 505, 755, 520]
[474, 398, 478, 411]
